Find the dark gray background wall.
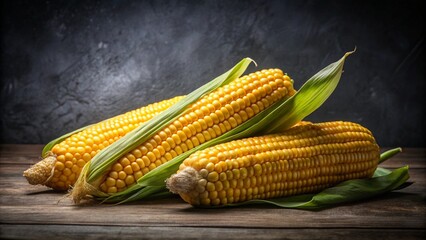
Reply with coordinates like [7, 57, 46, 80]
[1, 0, 425, 147]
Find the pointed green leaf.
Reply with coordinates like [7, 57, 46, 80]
[261, 51, 353, 134]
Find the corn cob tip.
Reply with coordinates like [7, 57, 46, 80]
[166, 167, 200, 195]
[23, 155, 56, 185]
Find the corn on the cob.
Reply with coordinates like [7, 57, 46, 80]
[166, 121, 380, 206]
[93, 69, 296, 194]
[23, 96, 184, 190]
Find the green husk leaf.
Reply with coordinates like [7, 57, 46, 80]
[42, 125, 93, 157]
[100, 52, 353, 203]
[372, 148, 403, 177]
[261, 51, 353, 133]
[373, 166, 392, 177]
[80, 58, 254, 186]
[223, 166, 409, 209]
[379, 147, 402, 164]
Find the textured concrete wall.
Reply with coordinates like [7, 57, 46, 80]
[1, 0, 425, 146]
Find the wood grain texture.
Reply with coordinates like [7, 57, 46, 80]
[1, 225, 425, 240]
[0, 145, 425, 239]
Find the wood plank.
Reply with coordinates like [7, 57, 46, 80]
[1, 145, 425, 239]
[1, 168, 425, 229]
[0, 144, 43, 165]
[3, 166, 425, 204]
[379, 148, 426, 169]
[0, 144, 43, 156]
[1, 225, 425, 240]
[1, 200, 425, 227]
[1, 145, 425, 168]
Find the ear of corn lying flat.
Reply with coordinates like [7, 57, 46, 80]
[166, 121, 380, 206]
[23, 96, 184, 190]
[70, 58, 255, 202]
[70, 53, 353, 204]
[97, 68, 296, 194]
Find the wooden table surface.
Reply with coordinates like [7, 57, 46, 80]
[0, 145, 425, 240]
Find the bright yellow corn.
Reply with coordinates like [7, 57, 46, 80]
[166, 121, 380, 206]
[97, 69, 296, 194]
[23, 96, 184, 190]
